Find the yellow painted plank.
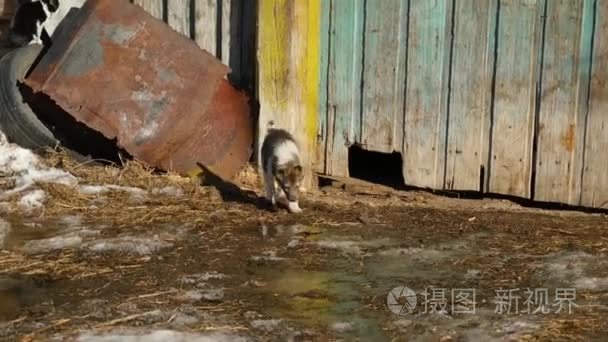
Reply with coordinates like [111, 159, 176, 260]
[256, 0, 321, 190]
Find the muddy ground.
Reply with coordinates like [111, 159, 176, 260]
[1, 173, 608, 341]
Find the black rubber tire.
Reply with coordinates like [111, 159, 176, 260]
[0, 44, 60, 152]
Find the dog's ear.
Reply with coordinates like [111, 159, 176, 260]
[42, 0, 59, 12]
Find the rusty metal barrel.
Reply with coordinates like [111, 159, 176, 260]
[24, 0, 252, 180]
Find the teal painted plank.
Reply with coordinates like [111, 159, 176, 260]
[581, 0, 608, 208]
[325, 0, 365, 177]
[534, 0, 593, 205]
[403, 0, 452, 189]
[316, 0, 331, 173]
[488, 0, 544, 197]
[445, 0, 497, 191]
[360, 0, 408, 153]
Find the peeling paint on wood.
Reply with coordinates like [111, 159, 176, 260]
[361, 0, 407, 153]
[323, 0, 365, 177]
[487, 0, 543, 198]
[257, 0, 321, 190]
[445, 0, 496, 191]
[534, 0, 593, 205]
[315, 0, 330, 174]
[581, 0, 608, 209]
[402, 0, 452, 189]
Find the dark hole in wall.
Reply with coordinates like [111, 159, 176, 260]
[18, 82, 127, 165]
[348, 144, 405, 189]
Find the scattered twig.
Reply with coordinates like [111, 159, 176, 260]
[94, 310, 162, 328]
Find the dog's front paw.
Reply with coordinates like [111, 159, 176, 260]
[288, 201, 303, 213]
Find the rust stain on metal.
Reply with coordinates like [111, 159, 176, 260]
[24, 0, 252, 180]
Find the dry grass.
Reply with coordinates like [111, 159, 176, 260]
[0, 148, 276, 226]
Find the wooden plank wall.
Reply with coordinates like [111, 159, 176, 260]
[131, 0, 256, 90]
[319, 0, 608, 209]
[256, 0, 321, 190]
[581, 0, 608, 208]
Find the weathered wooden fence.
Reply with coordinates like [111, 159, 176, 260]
[309, 0, 608, 209]
[134, 0, 607, 209]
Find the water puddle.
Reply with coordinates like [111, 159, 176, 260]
[0, 216, 606, 340]
[0, 276, 52, 321]
[253, 261, 388, 340]
[0, 215, 185, 256]
[243, 224, 606, 340]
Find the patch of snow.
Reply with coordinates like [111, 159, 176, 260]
[315, 240, 362, 254]
[21, 233, 82, 254]
[75, 329, 248, 342]
[316, 238, 396, 255]
[80, 184, 147, 196]
[78, 185, 107, 195]
[536, 251, 608, 290]
[180, 272, 227, 287]
[378, 247, 449, 261]
[0, 217, 10, 247]
[251, 250, 287, 261]
[151, 186, 183, 197]
[169, 312, 200, 327]
[176, 289, 223, 302]
[465, 269, 481, 280]
[86, 236, 172, 255]
[177, 290, 204, 302]
[501, 320, 540, 334]
[573, 277, 608, 291]
[59, 215, 83, 227]
[250, 319, 283, 332]
[18, 190, 46, 210]
[330, 322, 354, 333]
[0, 139, 76, 197]
[200, 288, 224, 301]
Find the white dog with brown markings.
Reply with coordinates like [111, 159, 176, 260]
[261, 128, 304, 213]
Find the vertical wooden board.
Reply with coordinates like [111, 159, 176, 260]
[194, 0, 217, 54]
[257, 0, 321, 190]
[133, 0, 164, 20]
[534, 0, 593, 204]
[488, 0, 543, 197]
[221, 0, 231, 65]
[403, 0, 452, 189]
[315, 0, 331, 174]
[360, 0, 408, 153]
[257, 0, 290, 167]
[445, 0, 496, 191]
[293, 0, 321, 185]
[324, 0, 365, 177]
[167, 0, 191, 37]
[581, 0, 608, 208]
[238, 0, 257, 93]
